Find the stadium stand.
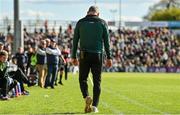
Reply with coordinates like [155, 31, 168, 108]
[0, 25, 180, 73]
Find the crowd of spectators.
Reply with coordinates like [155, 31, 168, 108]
[109, 28, 180, 72]
[0, 25, 180, 73]
[0, 22, 179, 101]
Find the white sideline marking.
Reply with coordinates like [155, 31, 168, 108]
[104, 88, 169, 114]
[88, 75, 169, 114]
[101, 101, 124, 114]
[89, 75, 122, 114]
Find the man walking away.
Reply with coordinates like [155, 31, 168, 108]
[71, 6, 112, 113]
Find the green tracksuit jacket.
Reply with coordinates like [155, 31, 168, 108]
[72, 15, 111, 59]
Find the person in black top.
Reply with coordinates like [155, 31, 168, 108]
[14, 47, 27, 74]
[0, 50, 31, 100]
[0, 50, 12, 100]
[71, 6, 112, 113]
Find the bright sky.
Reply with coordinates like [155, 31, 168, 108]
[0, 0, 160, 21]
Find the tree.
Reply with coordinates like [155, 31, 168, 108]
[150, 7, 180, 21]
[154, 0, 180, 10]
[144, 0, 180, 21]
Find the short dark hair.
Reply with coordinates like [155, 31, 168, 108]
[87, 6, 99, 13]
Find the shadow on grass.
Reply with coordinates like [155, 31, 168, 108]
[52, 112, 85, 114]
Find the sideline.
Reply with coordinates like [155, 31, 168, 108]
[89, 76, 123, 114]
[104, 87, 168, 114]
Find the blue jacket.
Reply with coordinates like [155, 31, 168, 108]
[15, 53, 27, 66]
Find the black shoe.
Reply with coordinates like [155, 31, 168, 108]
[51, 85, 55, 89]
[54, 83, 58, 86]
[58, 81, 63, 85]
[1, 96, 10, 100]
[28, 82, 36, 87]
[9, 80, 18, 91]
[65, 76, 67, 80]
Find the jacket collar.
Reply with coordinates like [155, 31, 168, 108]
[86, 15, 98, 18]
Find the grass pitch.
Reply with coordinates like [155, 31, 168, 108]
[0, 73, 180, 114]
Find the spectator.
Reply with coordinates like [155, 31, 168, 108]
[36, 40, 47, 88]
[44, 38, 61, 89]
[14, 47, 27, 74]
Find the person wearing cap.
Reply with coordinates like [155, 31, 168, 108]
[45, 38, 61, 89]
[71, 6, 112, 113]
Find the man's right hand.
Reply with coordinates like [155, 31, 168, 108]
[71, 58, 79, 66]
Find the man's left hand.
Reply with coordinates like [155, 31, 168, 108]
[105, 59, 112, 68]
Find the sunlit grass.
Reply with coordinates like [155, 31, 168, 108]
[0, 73, 179, 114]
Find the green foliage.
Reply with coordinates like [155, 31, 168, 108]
[149, 7, 180, 21]
[0, 73, 180, 114]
